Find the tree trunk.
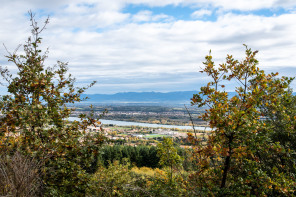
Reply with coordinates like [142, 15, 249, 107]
[221, 135, 233, 188]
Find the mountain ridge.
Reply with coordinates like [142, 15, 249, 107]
[81, 91, 239, 105]
[82, 91, 196, 104]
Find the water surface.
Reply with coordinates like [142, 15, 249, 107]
[68, 117, 211, 131]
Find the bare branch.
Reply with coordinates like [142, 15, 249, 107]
[184, 104, 197, 139]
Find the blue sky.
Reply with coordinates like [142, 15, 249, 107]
[0, 0, 296, 94]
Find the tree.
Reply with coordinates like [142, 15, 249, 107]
[88, 159, 132, 197]
[0, 12, 105, 196]
[157, 137, 183, 183]
[190, 46, 296, 196]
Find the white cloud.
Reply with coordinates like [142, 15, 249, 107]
[132, 10, 153, 22]
[117, 0, 296, 11]
[0, 0, 296, 94]
[132, 10, 172, 22]
[191, 9, 212, 18]
[209, 0, 276, 11]
[145, 0, 296, 11]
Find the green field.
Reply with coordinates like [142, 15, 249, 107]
[144, 134, 169, 138]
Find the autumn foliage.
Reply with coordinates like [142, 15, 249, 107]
[0, 12, 105, 196]
[190, 46, 296, 196]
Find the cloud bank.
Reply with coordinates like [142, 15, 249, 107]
[0, 0, 296, 94]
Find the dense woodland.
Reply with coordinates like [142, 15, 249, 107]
[1, 14, 296, 196]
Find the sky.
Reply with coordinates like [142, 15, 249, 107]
[0, 0, 296, 94]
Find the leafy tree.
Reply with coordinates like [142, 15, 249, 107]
[257, 83, 296, 195]
[190, 46, 296, 196]
[0, 12, 105, 196]
[88, 159, 132, 197]
[157, 137, 183, 183]
[260, 86, 296, 149]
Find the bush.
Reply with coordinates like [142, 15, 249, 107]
[0, 151, 42, 196]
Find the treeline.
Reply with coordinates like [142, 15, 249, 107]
[98, 145, 193, 170]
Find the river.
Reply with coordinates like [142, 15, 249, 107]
[68, 117, 211, 131]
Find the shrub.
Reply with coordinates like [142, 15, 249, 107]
[0, 151, 42, 196]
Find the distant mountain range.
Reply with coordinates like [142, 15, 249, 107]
[81, 91, 241, 105]
[81, 91, 198, 105]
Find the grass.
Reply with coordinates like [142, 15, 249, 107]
[145, 134, 168, 138]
